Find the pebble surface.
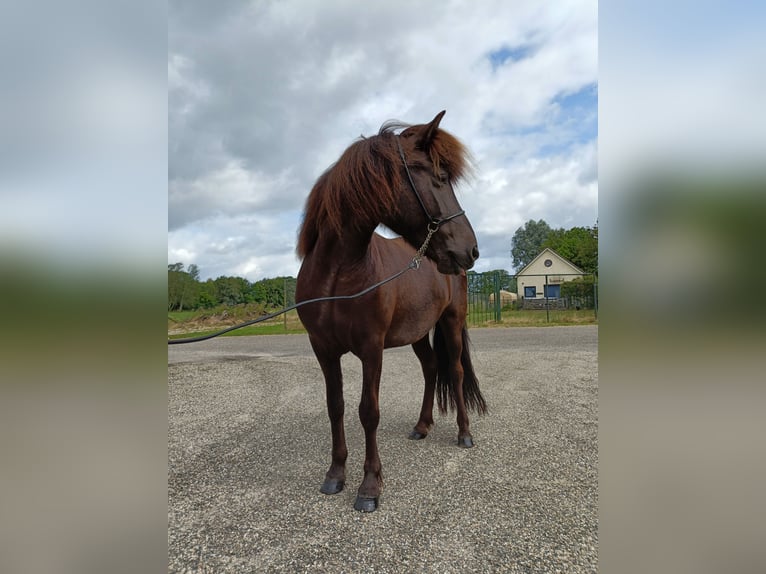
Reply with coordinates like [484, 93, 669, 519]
[169, 326, 598, 573]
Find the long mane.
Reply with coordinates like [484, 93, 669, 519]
[297, 121, 471, 258]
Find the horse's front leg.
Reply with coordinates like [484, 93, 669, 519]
[315, 350, 347, 495]
[409, 335, 437, 440]
[355, 348, 384, 512]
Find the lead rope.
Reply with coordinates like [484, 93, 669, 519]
[168, 229, 436, 345]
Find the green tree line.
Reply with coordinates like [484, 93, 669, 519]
[168, 263, 296, 311]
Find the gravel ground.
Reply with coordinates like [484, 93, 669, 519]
[168, 325, 598, 573]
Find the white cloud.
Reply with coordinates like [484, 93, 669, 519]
[169, 0, 599, 281]
[169, 161, 300, 229]
[467, 141, 598, 236]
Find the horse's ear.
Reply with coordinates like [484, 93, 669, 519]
[418, 110, 446, 149]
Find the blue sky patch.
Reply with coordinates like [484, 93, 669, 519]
[550, 83, 598, 145]
[554, 83, 598, 112]
[488, 45, 534, 70]
[480, 82, 597, 157]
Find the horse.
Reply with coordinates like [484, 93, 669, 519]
[295, 110, 487, 512]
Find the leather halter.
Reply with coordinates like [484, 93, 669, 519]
[396, 136, 465, 233]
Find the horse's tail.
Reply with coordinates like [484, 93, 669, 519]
[433, 323, 488, 415]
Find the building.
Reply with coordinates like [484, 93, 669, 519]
[488, 289, 517, 306]
[515, 248, 585, 301]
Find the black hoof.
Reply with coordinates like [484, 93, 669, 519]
[353, 496, 379, 512]
[320, 478, 344, 495]
[408, 429, 427, 440]
[457, 435, 474, 448]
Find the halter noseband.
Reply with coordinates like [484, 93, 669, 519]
[396, 135, 465, 231]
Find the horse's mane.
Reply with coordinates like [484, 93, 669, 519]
[297, 121, 471, 257]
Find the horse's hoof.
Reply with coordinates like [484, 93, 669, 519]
[320, 478, 345, 495]
[353, 495, 379, 512]
[408, 429, 427, 440]
[457, 435, 474, 448]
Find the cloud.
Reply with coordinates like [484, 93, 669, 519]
[466, 140, 598, 260]
[169, 161, 299, 230]
[169, 0, 598, 280]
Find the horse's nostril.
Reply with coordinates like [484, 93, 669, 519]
[471, 246, 480, 260]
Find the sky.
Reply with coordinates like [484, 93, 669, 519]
[168, 0, 598, 281]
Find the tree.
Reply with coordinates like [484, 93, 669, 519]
[213, 276, 250, 306]
[168, 263, 187, 310]
[187, 264, 200, 281]
[166, 266, 301, 312]
[510, 219, 552, 271]
[466, 270, 516, 295]
[197, 279, 217, 308]
[168, 262, 201, 311]
[489, 269, 515, 293]
[542, 224, 598, 274]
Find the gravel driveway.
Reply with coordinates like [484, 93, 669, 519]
[168, 325, 598, 573]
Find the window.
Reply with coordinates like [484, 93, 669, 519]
[524, 286, 536, 298]
[544, 284, 560, 298]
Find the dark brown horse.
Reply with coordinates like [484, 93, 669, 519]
[295, 111, 487, 512]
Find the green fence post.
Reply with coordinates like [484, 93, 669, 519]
[493, 272, 501, 322]
[593, 274, 598, 320]
[545, 274, 550, 323]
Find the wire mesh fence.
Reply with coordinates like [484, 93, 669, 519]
[467, 271, 598, 327]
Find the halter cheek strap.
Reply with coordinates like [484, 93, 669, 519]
[396, 136, 465, 229]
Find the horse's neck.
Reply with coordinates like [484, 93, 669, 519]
[313, 227, 375, 272]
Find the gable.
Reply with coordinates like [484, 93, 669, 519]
[516, 248, 585, 277]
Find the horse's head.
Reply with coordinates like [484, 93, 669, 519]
[385, 111, 479, 274]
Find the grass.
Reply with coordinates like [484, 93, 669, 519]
[468, 307, 598, 328]
[167, 309, 198, 323]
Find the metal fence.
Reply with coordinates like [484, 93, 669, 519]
[252, 272, 597, 331]
[466, 271, 506, 326]
[467, 271, 598, 327]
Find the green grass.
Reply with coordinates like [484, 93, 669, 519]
[468, 307, 597, 327]
[167, 310, 198, 323]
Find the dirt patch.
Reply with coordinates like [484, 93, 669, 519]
[168, 304, 267, 335]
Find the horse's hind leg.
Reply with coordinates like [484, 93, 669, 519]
[314, 349, 347, 495]
[409, 334, 437, 440]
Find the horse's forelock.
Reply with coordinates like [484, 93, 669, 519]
[430, 129, 472, 182]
